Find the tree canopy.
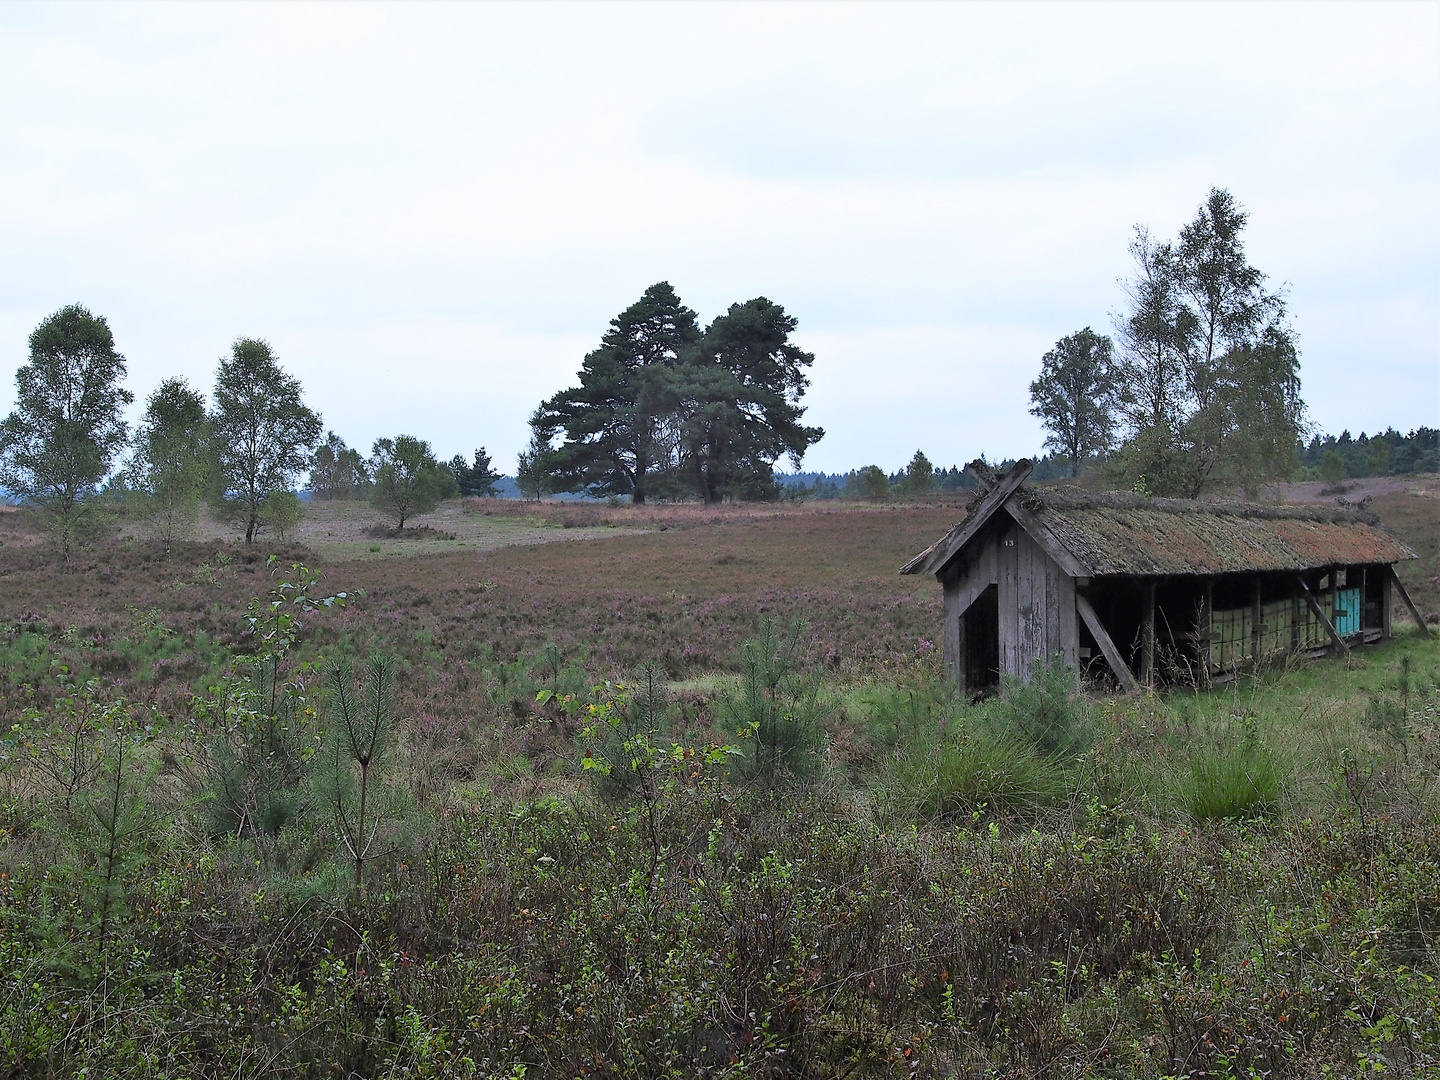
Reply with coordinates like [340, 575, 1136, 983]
[515, 413, 551, 502]
[534, 284, 822, 503]
[310, 432, 369, 500]
[369, 435, 455, 528]
[1109, 189, 1302, 497]
[535, 282, 700, 505]
[127, 377, 210, 552]
[211, 339, 323, 543]
[1028, 328, 1117, 477]
[0, 304, 133, 555]
[672, 298, 824, 503]
[448, 448, 501, 497]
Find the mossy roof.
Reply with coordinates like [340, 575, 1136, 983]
[902, 482, 1417, 578]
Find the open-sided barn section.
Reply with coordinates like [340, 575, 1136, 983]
[901, 461, 1428, 694]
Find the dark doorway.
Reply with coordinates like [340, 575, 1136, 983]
[964, 585, 1000, 696]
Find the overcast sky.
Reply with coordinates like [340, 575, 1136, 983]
[2, 1, 1436, 475]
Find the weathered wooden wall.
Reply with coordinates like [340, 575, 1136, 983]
[938, 511, 1078, 686]
[999, 522, 1077, 677]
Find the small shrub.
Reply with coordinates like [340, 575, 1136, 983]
[583, 662, 672, 803]
[315, 652, 410, 890]
[861, 679, 951, 751]
[362, 524, 457, 541]
[259, 490, 305, 542]
[993, 655, 1090, 758]
[721, 617, 824, 784]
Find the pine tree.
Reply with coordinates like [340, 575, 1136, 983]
[534, 283, 701, 504]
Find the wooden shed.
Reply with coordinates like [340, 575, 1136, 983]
[900, 460, 1428, 694]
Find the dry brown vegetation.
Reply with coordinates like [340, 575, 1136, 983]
[0, 498, 966, 721]
[2, 487, 1438, 1078]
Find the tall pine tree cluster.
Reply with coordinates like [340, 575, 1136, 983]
[532, 283, 823, 504]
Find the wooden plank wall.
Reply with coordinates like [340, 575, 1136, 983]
[999, 523, 1078, 678]
[938, 514, 1080, 685]
[940, 525, 1002, 685]
[942, 577, 961, 678]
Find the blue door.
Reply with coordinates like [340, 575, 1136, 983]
[1334, 587, 1362, 636]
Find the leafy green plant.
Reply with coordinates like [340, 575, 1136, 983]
[8, 667, 114, 818]
[7, 676, 161, 969]
[193, 560, 347, 837]
[565, 662, 735, 880]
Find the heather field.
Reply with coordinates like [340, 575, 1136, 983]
[1, 487, 1439, 1078]
[0, 497, 964, 726]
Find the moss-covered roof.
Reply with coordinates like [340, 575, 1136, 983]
[902, 479, 1417, 578]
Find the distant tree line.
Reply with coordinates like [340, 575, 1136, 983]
[1299, 428, 1438, 482]
[0, 306, 508, 554]
[3, 223, 1428, 558]
[781, 452, 1078, 501]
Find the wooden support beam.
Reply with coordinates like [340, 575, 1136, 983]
[1140, 581, 1156, 689]
[1383, 565, 1394, 638]
[1250, 576, 1263, 662]
[1076, 594, 1140, 694]
[1290, 577, 1301, 654]
[1387, 564, 1432, 637]
[1298, 576, 1349, 656]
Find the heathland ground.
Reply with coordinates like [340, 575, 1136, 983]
[0, 479, 1437, 1077]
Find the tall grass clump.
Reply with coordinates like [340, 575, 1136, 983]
[1182, 725, 1286, 821]
[897, 726, 1065, 822]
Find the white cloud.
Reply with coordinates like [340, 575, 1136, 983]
[0, 1, 1435, 468]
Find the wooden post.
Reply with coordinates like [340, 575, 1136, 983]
[1330, 567, 1340, 640]
[1140, 580, 1156, 689]
[1387, 564, 1432, 637]
[1290, 584, 1301, 654]
[955, 605, 968, 693]
[1076, 594, 1140, 694]
[1360, 567, 1368, 631]
[1250, 577, 1263, 662]
[1298, 575, 1349, 655]
[1383, 564, 1394, 638]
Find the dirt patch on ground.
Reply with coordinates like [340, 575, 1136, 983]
[123, 498, 642, 561]
[1268, 474, 1440, 504]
